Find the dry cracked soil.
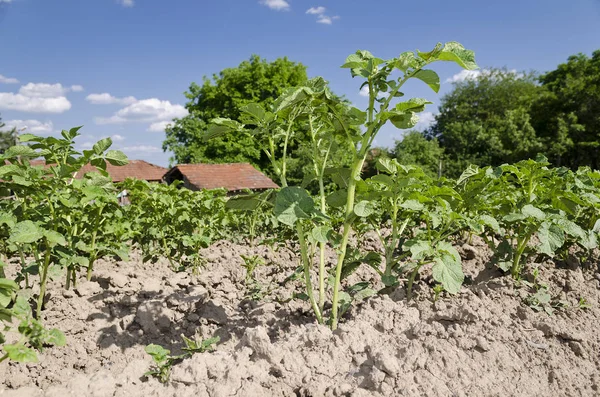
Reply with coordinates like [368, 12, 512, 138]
[1, 235, 599, 396]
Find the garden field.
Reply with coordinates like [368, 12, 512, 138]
[1, 236, 599, 396]
[1, 42, 600, 396]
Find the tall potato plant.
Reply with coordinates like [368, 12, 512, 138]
[207, 42, 478, 329]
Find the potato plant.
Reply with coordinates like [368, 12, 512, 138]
[206, 42, 479, 329]
[458, 156, 599, 278]
[360, 158, 467, 299]
[122, 180, 239, 272]
[0, 127, 127, 361]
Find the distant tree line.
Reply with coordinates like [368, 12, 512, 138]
[390, 50, 600, 177]
[163, 50, 600, 181]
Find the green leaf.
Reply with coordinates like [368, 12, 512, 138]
[522, 204, 545, 221]
[240, 103, 266, 122]
[436, 42, 478, 70]
[479, 215, 501, 233]
[413, 70, 440, 93]
[456, 165, 479, 185]
[4, 145, 38, 158]
[354, 288, 377, 301]
[104, 150, 128, 166]
[376, 158, 398, 175]
[62, 126, 82, 140]
[46, 329, 66, 346]
[537, 222, 564, 256]
[18, 133, 40, 142]
[403, 239, 433, 260]
[354, 200, 376, 217]
[395, 51, 420, 72]
[93, 138, 112, 155]
[274, 187, 316, 226]
[4, 344, 38, 363]
[311, 226, 332, 243]
[326, 189, 347, 208]
[432, 248, 464, 294]
[394, 98, 432, 113]
[9, 221, 44, 244]
[44, 230, 67, 247]
[388, 112, 419, 130]
[145, 344, 170, 362]
[400, 199, 424, 211]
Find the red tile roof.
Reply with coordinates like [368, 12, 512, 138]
[26, 159, 167, 183]
[166, 163, 278, 191]
[79, 160, 167, 182]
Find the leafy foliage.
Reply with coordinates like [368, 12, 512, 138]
[145, 335, 219, 383]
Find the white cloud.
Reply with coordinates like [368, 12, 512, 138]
[118, 0, 134, 7]
[148, 120, 173, 132]
[111, 134, 125, 142]
[19, 83, 70, 98]
[414, 112, 435, 131]
[119, 145, 162, 154]
[306, 6, 325, 14]
[94, 98, 188, 129]
[0, 74, 19, 84]
[3, 119, 54, 134]
[445, 70, 482, 83]
[86, 93, 137, 105]
[71, 85, 84, 92]
[359, 85, 370, 97]
[445, 69, 523, 84]
[260, 0, 290, 11]
[0, 93, 71, 113]
[0, 0, 13, 3]
[306, 6, 339, 24]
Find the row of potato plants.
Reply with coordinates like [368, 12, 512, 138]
[0, 128, 129, 362]
[207, 42, 600, 329]
[0, 129, 282, 363]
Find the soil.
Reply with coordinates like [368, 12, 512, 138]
[1, 235, 599, 397]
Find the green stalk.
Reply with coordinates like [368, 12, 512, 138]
[0, 353, 8, 363]
[36, 245, 51, 318]
[296, 223, 323, 324]
[86, 228, 98, 281]
[18, 247, 29, 288]
[309, 116, 331, 314]
[511, 233, 533, 279]
[65, 267, 71, 290]
[330, 156, 364, 330]
[406, 265, 420, 301]
[161, 236, 176, 271]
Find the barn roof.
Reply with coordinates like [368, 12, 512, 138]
[27, 159, 167, 183]
[164, 163, 278, 191]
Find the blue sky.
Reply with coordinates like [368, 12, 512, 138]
[0, 0, 599, 167]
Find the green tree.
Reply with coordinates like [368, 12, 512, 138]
[163, 55, 308, 172]
[393, 130, 444, 177]
[428, 68, 543, 177]
[532, 50, 600, 169]
[0, 115, 16, 154]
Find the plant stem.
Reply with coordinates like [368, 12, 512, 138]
[0, 354, 8, 363]
[296, 223, 323, 324]
[18, 247, 29, 288]
[330, 155, 364, 330]
[511, 233, 533, 279]
[36, 246, 51, 318]
[407, 266, 419, 301]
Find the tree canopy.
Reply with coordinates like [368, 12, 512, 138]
[163, 55, 308, 172]
[427, 68, 543, 177]
[0, 115, 16, 154]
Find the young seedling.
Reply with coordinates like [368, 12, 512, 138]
[145, 334, 220, 383]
